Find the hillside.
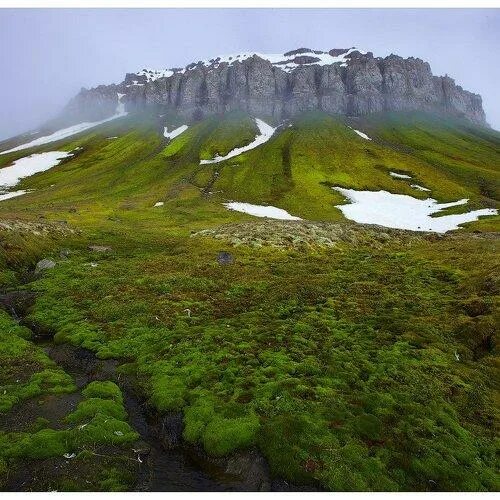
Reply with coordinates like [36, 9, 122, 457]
[0, 80, 499, 491]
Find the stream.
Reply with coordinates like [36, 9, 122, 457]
[0, 287, 302, 492]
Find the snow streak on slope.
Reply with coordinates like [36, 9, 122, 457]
[163, 125, 188, 140]
[390, 171, 412, 179]
[0, 95, 128, 155]
[223, 202, 302, 220]
[333, 187, 498, 233]
[0, 190, 28, 202]
[352, 129, 372, 140]
[0, 151, 73, 189]
[411, 184, 431, 192]
[200, 119, 276, 164]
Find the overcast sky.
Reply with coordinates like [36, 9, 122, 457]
[0, 8, 499, 139]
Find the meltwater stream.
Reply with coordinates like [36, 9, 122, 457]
[0, 287, 303, 491]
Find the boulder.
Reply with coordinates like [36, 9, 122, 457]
[34, 259, 55, 275]
[217, 251, 234, 265]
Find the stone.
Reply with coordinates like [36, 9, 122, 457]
[157, 412, 184, 449]
[217, 251, 234, 265]
[34, 259, 55, 275]
[59, 248, 71, 258]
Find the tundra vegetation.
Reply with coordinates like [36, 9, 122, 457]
[0, 109, 498, 491]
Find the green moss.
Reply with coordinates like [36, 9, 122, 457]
[0, 457, 7, 488]
[65, 398, 127, 423]
[0, 310, 76, 413]
[0, 378, 138, 489]
[72, 414, 138, 446]
[149, 374, 187, 411]
[183, 399, 216, 443]
[81, 381, 123, 403]
[202, 414, 260, 456]
[98, 467, 134, 492]
[10, 428, 71, 459]
[198, 112, 259, 160]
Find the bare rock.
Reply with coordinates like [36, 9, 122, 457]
[53, 47, 488, 127]
[217, 251, 234, 265]
[34, 259, 56, 275]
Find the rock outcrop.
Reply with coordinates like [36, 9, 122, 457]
[61, 48, 487, 126]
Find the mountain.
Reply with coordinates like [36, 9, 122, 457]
[0, 47, 499, 493]
[57, 48, 486, 129]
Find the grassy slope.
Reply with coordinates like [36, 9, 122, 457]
[0, 110, 499, 491]
[6, 226, 498, 492]
[361, 112, 500, 203]
[0, 109, 498, 230]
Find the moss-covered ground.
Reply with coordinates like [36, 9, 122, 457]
[0, 109, 498, 491]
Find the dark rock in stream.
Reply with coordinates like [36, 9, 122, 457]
[156, 412, 184, 449]
[0, 290, 36, 320]
[2, 290, 316, 491]
[43, 343, 281, 491]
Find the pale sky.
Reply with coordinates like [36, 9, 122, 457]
[0, 8, 499, 139]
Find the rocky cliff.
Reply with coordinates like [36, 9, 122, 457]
[61, 48, 487, 126]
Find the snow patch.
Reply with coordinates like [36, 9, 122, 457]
[137, 69, 174, 81]
[223, 202, 301, 221]
[163, 124, 188, 140]
[200, 48, 364, 73]
[390, 171, 412, 179]
[0, 190, 29, 202]
[200, 118, 275, 164]
[333, 187, 497, 233]
[388, 171, 431, 192]
[134, 48, 365, 81]
[352, 129, 372, 141]
[411, 184, 431, 192]
[0, 151, 73, 189]
[0, 98, 128, 155]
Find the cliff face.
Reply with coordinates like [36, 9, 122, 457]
[62, 48, 487, 126]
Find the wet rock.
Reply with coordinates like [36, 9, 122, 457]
[157, 412, 184, 449]
[224, 448, 271, 491]
[34, 258, 56, 275]
[0, 290, 36, 319]
[217, 251, 234, 265]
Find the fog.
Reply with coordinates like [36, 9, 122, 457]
[0, 8, 498, 139]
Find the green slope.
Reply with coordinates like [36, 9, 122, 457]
[0, 109, 498, 230]
[0, 109, 499, 491]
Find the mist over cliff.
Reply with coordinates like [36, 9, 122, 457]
[61, 48, 487, 128]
